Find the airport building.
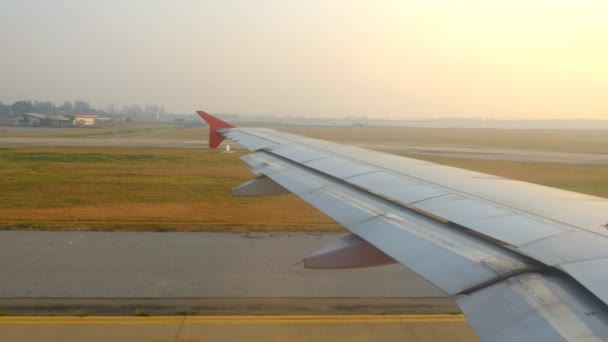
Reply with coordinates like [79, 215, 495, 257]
[21, 113, 71, 127]
[73, 115, 98, 126]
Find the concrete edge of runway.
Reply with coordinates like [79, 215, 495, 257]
[0, 297, 460, 316]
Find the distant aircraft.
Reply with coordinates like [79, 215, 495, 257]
[197, 110, 608, 341]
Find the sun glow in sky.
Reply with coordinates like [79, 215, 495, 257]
[1, 0, 607, 119]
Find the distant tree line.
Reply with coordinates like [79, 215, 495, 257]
[0, 100, 167, 121]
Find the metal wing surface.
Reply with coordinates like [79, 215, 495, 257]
[197, 111, 608, 341]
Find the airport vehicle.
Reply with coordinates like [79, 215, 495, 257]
[197, 110, 608, 341]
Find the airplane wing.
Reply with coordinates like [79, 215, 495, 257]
[197, 110, 608, 341]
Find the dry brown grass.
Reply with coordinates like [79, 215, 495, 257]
[0, 200, 338, 232]
[0, 146, 339, 231]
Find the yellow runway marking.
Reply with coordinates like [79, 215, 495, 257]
[0, 315, 466, 325]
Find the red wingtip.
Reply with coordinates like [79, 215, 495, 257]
[196, 110, 235, 148]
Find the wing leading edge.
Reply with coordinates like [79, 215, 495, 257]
[197, 111, 608, 341]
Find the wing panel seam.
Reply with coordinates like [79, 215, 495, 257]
[456, 265, 546, 295]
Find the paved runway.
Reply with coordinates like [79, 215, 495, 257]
[0, 231, 443, 298]
[0, 231, 453, 315]
[0, 232, 470, 340]
[356, 141, 608, 164]
[2, 136, 607, 164]
[0, 315, 478, 342]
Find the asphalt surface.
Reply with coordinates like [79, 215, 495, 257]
[0, 230, 467, 340]
[357, 141, 608, 164]
[0, 231, 443, 298]
[0, 231, 452, 315]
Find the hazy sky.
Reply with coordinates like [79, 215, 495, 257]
[1, 1, 607, 119]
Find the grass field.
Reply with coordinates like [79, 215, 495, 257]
[0, 146, 337, 231]
[1, 144, 607, 231]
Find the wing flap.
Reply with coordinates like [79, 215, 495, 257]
[560, 258, 608, 307]
[348, 215, 501, 295]
[458, 273, 608, 341]
[521, 232, 608, 264]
